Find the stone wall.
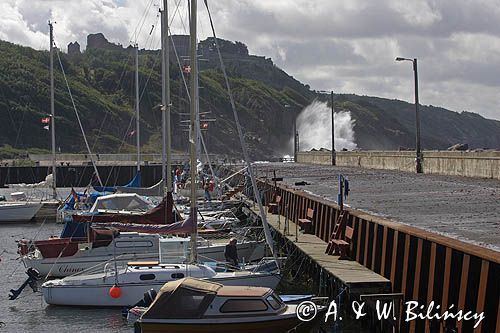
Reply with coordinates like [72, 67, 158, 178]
[297, 150, 500, 179]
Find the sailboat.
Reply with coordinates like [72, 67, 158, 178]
[41, 1, 280, 306]
[0, 23, 59, 222]
[0, 201, 43, 223]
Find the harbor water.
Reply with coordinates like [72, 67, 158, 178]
[0, 188, 369, 333]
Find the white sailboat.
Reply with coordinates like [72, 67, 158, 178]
[0, 202, 43, 222]
[41, 2, 280, 306]
[22, 232, 264, 278]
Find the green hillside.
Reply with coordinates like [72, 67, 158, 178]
[0, 36, 499, 160]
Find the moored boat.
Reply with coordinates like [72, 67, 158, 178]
[0, 201, 43, 222]
[41, 260, 281, 307]
[134, 278, 326, 333]
[21, 232, 265, 277]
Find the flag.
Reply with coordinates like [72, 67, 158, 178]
[70, 187, 79, 203]
[41, 117, 50, 124]
[182, 64, 191, 74]
[200, 122, 209, 129]
[43, 125, 49, 131]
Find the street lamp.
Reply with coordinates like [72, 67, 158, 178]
[396, 57, 423, 173]
[318, 90, 336, 166]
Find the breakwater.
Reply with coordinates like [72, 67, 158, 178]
[297, 151, 500, 179]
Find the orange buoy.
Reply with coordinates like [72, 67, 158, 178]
[109, 285, 122, 299]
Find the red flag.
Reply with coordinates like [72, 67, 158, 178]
[182, 64, 191, 74]
[41, 117, 50, 124]
[200, 122, 209, 129]
[71, 187, 79, 202]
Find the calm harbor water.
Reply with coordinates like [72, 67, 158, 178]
[0, 222, 130, 333]
[0, 188, 369, 333]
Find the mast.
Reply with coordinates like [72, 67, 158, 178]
[161, 0, 172, 192]
[161, 0, 173, 223]
[161, 5, 167, 194]
[165, 0, 172, 192]
[49, 22, 57, 200]
[189, 0, 198, 263]
[135, 44, 141, 172]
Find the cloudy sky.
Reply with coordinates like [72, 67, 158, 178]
[1, 0, 500, 120]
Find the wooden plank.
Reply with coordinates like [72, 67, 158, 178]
[356, 218, 363, 262]
[440, 247, 453, 333]
[380, 226, 388, 277]
[410, 238, 424, 333]
[319, 203, 326, 241]
[401, 234, 411, 297]
[390, 230, 399, 290]
[349, 216, 356, 255]
[413, 239, 423, 300]
[475, 260, 489, 333]
[363, 221, 370, 267]
[425, 242, 437, 333]
[457, 254, 470, 332]
[371, 223, 378, 271]
[317, 203, 323, 240]
[314, 200, 320, 237]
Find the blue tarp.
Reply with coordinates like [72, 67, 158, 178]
[60, 219, 88, 238]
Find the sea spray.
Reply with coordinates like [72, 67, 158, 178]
[295, 100, 357, 151]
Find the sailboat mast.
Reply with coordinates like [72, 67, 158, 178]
[161, 6, 167, 193]
[189, 0, 198, 263]
[49, 22, 57, 200]
[165, 0, 172, 192]
[135, 44, 141, 172]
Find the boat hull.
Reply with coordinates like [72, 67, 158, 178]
[138, 309, 322, 333]
[42, 272, 281, 307]
[0, 202, 42, 222]
[24, 240, 264, 277]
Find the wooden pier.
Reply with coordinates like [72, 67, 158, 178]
[248, 204, 391, 296]
[228, 163, 500, 333]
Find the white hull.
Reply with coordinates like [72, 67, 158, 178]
[178, 188, 204, 198]
[42, 266, 281, 307]
[0, 202, 42, 222]
[23, 237, 265, 277]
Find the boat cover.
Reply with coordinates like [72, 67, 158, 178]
[91, 216, 194, 235]
[143, 278, 222, 319]
[116, 179, 164, 196]
[92, 171, 141, 193]
[89, 193, 153, 212]
[72, 196, 167, 224]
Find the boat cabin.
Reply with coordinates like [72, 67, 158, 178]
[141, 277, 286, 320]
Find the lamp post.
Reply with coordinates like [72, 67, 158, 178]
[396, 57, 423, 173]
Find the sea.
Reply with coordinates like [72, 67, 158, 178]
[0, 188, 368, 333]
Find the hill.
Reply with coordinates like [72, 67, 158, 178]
[0, 35, 499, 161]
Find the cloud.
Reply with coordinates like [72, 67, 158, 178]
[0, 0, 499, 120]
